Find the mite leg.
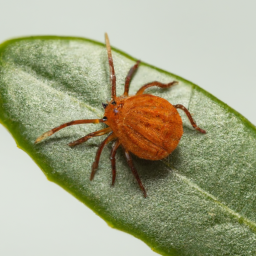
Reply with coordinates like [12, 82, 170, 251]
[105, 33, 116, 100]
[174, 104, 206, 134]
[124, 150, 147, 198]
[136, 81, 178, 95]
[110, 140, 121, 186]
[68, 127, 112, 147]
[90, 132, 117, 181]
[123, 60, 140, 97]
[35, 119, 105, 144]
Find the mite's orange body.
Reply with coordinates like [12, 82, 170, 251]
[35, 34, 206, 197]
[105, 94, 183, 160]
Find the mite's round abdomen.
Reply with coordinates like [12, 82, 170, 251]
[118, 94, 183, 160]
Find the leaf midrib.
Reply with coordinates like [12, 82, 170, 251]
[3, 60, 103, 118]
[163, 161, 256, 233]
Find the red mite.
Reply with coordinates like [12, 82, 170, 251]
[35, 33, 206, 197]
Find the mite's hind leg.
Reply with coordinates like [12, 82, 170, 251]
[68, 127, 112, 147]
[35, 119, 104, 144]
[124, 150, 147, 198]
[123, 60, 140, 96]
[136, 81, 178, 95]
[90, 132, 117, 181]
[110, 140, 121, 186]
[174, 104, 206, 134]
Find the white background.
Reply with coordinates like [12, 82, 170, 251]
[1, 1, 256, 255]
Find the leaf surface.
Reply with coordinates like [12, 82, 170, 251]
[0, 36, 256, 256]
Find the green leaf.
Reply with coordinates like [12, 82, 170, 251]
[0, 36, 256, 256]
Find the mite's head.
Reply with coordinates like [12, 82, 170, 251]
[102, 98, 125, 125]
[102, 100, 118, 114]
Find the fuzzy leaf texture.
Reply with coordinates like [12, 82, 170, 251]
[0, 37, 256, 256]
